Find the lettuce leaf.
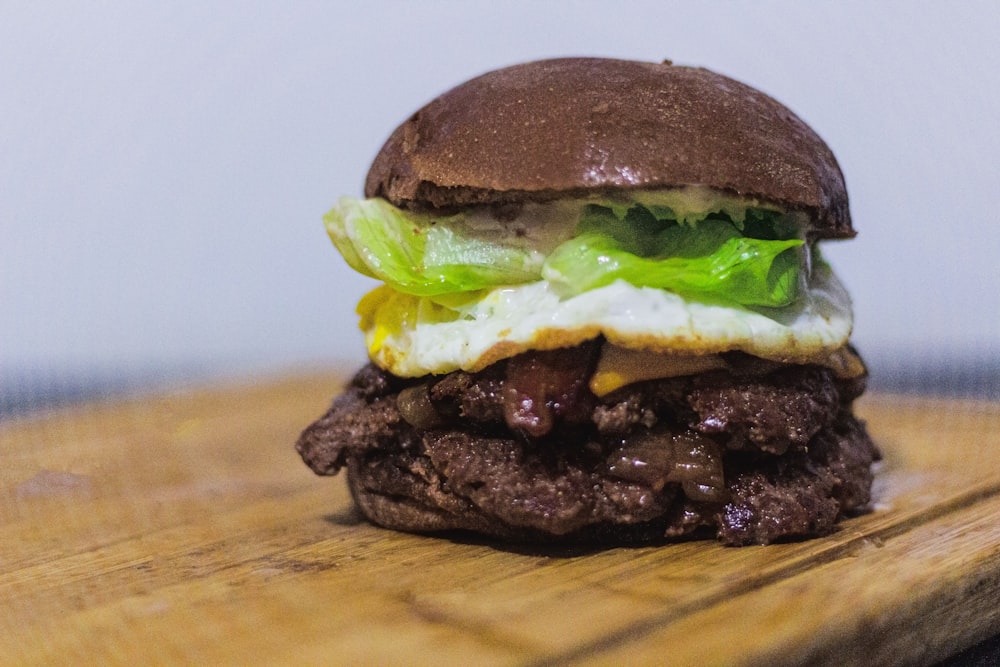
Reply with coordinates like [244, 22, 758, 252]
[542, 205, 804, 307]
[324, 198, 547, 296]
[325, 197, 804, 307]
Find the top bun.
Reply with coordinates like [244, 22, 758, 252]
[365, 58, 853, 239]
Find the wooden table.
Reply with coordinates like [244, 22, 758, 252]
[3, 371, 1000, 665]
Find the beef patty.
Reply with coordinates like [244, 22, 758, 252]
[296, 342, 879, 546]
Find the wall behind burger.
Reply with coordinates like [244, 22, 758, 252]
[2, 1, 999, 412]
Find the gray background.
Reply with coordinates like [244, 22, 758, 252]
[3, 1, 999, 410]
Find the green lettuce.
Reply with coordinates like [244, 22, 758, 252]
[542, 205, 804, 307]
[325, 197, 805, 308]
[324, 197, 547, 296]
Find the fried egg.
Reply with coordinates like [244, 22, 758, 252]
[357, 259, 855, 380]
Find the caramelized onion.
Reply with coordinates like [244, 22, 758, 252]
[681, 481, 727, 503]
[669, 433, 727, 502]
[606, 429, 675, 490]
[607, 429, 727, 502]
[396, 384, 441, 430]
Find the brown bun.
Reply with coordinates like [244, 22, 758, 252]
[365, 57, 853, 239]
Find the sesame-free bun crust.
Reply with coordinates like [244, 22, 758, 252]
[365, 58, 853, 238]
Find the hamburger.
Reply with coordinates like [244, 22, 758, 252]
[296, 57, 879, 546]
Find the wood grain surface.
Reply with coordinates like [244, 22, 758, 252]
[3, 371, 1000, 665]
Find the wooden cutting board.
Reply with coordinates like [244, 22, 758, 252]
[2, 371, 1000, 665]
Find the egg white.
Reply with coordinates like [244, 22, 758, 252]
[357, 260, 853, 378]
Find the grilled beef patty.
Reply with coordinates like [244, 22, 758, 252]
[296, 343, 879, 546]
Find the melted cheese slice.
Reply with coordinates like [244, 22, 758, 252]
[588, 344, 865, 396]
[357, 261, 854, 379]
